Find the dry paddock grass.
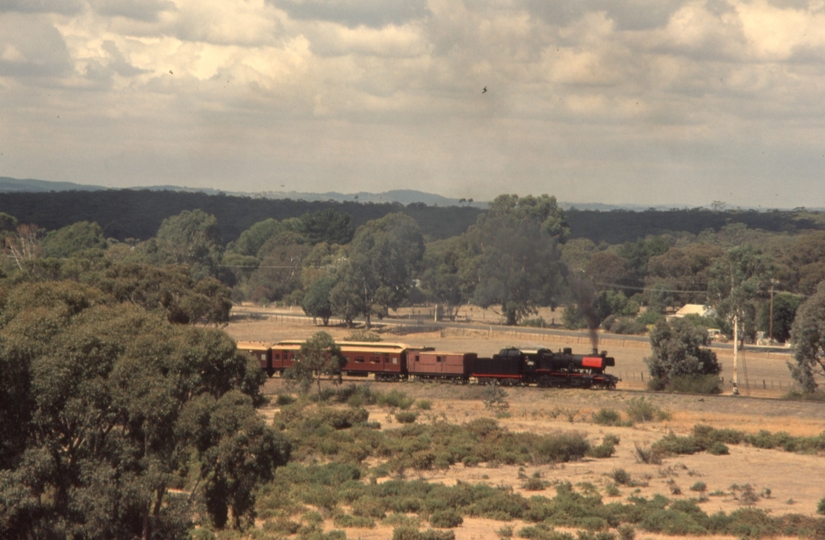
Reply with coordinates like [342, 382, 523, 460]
[226, 311, 825, 540]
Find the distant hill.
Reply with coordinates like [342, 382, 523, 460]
[0, 177, 485, 208]
[0, 177, 106, 192]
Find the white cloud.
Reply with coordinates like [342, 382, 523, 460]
[2, 0, 825, 207]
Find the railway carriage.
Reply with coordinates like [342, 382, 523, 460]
[237, 338, 620, 389]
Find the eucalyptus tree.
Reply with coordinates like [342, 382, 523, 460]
[0, 280, 289, 539]
[330, 213, 424, 328]
[467, 194, 567, 325]
[707, 245, 771, 394]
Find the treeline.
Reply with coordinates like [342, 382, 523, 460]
[0, 190, 482, 244]
[2, 189, 824, 246]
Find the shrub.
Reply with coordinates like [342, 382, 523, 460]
[818, 496, 825, 515]
[591, 408, 622, 426]
[429, 509, 463, 528]
[610, 468, 632, 485]
[345, 330, 382, 342]
[521, 317, 547, 328]
[396, 411, 418, 424]
[708, 442, 729, 455]
[416, 400, 432, 410]
[588, 438, 617, 459]
[616, 525, 634, 540]
[276, 393, 297, 406]
[633, 443, 663, 464]
[636, 310, 664, 326]
[610, 317, 647, 335]
[379, 390, 415, 410]
[625, 398, 669, 422]
[393, 527, 456, 540]
[667, 374, 722, 394]
[532, 432, 591, 464]
[690, 482, 707, 493]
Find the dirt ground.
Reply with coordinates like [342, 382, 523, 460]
[225, 310, 825, 540]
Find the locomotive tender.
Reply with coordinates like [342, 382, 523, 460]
[236, 340, 619, 389]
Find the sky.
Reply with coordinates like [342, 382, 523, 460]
[1, 0, 824, 208]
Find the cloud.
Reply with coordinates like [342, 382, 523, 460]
[0, 0, 84, 15]
[0, 14, 73, 77]
[89, 0, 175, 22]
[270, 0, 430, 29]
[521, 0, 684, 30]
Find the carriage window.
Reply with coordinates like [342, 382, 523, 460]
[370, 356, 380, 364]
[274, 353, 280, 360]
[260, 353, 266, 361]
[392, 357, 397, 364]
[436, 356, 443, 362]
[355, 356, 365, 363]
[414, 356, 419, 362]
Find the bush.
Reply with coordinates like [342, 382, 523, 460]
[633, 443, 663, 464]
[532, 432, 591, 464]
[616, 524, 635, 540]
[429, 509, 463, 528]
[591, 408, 622, 426]
[626, 398, 670, 422]
[708, 442, 729, 455]
[636, 310, 664, 326]
[378, 390, 415, 410]
[395, 411, 418, 424]
[818, 497, 825, 515]
[276, 393, 297, 406]
[610, 317, 647, 335]
[690, 482, 707, 493]
[610, 468, 632, 485]
[416, 400, 432, 410]
[393, 527, 456, 540]
[667, 374, 722, 394]
[345, 330, 382, 342]
[521, 317, 547, 328]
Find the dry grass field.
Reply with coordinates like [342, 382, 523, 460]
[225, 309, 825, 540]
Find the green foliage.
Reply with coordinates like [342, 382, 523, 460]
[469, 195, 566, 325]
[41, 221, 107, 258]
[562, 303, 587, 330]
[393, 526, 456, 540]
[818, 496, 825, 515]
[591, 408, 622, 426]
[482, 380, 510, 411]
[645, 318, 721, 390]
[343, 329, 382, 342]
[606, 317, 646, 335]
[609, 469, 632, 486]
[415, 400, 432, 410]
[286, 331, 347, 396]
[429, 509, 464, 528]
[331, 213, 424, 327]
[419, 236, 474, 322]
[395, 411, 418, 424]
[301, 275, 337, 325]
[0, 281, 289, 538]
[377, 389, 415, 410]
[521, 317, 548, 328]
[666, 374, 722, 394]
[707, 244, 771, 348]
[299, 208, 355, 245]
[789, 282, 825, 392]
[636, 310, 664, 326]
[625, 398, 670, 422]
[757, 292, 802, 343]
[155, 209, 224, 280]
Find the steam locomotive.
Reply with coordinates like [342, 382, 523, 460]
[237, 340, 619, 389]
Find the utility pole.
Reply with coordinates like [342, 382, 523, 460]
[732, 313, 739, 395]
[768, 279, 778, 344]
